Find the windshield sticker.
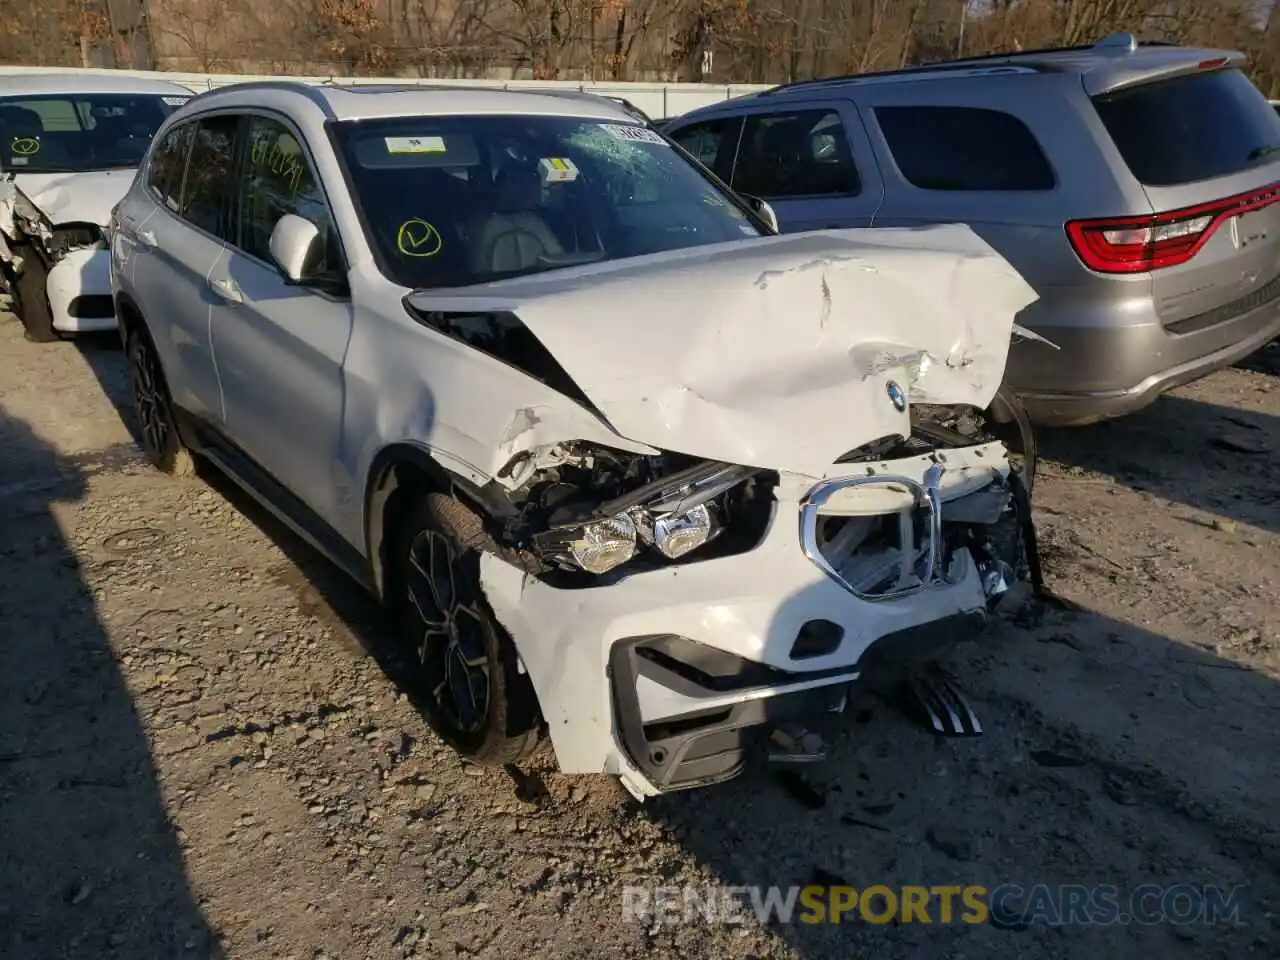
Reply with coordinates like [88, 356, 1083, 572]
[10, 137, 39, 156]
[9, 156, 28, 165]
[538, 157, 579, 183]
[396, 219, 443, 258]
[599, 123, 666, 146]
[386, 136, 446, 155]
[162, 96, 190, 106]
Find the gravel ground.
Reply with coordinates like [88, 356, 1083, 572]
[1, 317, 1278, 960]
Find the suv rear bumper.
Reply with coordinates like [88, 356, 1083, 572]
[1013, 288, 1280, 427]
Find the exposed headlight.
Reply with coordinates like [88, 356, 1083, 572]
[647, 503, 717, 559]
[566, 514, 637, 574]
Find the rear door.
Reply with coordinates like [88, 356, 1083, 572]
[124, 113, 240, 420]
[1091, 67, 1280, 328]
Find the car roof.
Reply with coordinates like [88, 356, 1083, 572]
[0, 72, 193, 97]
[182, 80, 643, 123]
[672, 33, 1247, 122]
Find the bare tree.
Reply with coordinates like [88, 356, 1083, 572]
[148, 0, 235, 71]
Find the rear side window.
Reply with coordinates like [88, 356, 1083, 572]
[733, 110, 860, 198]
[667, 117, 742, 182]
[146, 121, 194, 211]
[180, 115, 239, 238]
[1093, 68, 1280, 186]
[875, 106, 1055, 191]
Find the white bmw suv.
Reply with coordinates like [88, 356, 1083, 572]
[110, 81, 1041, 798]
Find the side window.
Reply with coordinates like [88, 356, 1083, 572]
[875, 106, 1055, 191]
[180, 115, 239, 238]
[146, 121, 194, 212]
[667, 117, 742, 182]
[732, 109, 860, 199]
[237, 115, 340, 277]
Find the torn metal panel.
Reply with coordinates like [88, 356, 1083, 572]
[407, 225, 1038, 477]
[8, 169, 135, 229]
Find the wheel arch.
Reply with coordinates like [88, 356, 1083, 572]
[114, 289, 146, 348]
[363, 443, 510, 604]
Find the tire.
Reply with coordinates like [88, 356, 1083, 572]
[12, 246, 57, 343]
[126, 328, 195, 477]
[392, 493, 542, 766]
[988, 384, 1036, 498]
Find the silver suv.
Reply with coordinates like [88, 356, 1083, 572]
[109, 81, 1042, 797]
[662, 34, 1280, 426]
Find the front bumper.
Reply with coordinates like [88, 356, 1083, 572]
[46, 246, 115, 333]
[479, 441, 1020, 798]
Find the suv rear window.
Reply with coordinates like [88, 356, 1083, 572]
[1092, 68, 1280, 187]
[874, 106, 1055, 191]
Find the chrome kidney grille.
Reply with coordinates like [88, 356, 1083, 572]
[798, 464, 947, 600]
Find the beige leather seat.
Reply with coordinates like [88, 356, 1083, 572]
[467, 165, 563, 274]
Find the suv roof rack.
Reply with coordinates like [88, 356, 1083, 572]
[761, 32, 1181, 96]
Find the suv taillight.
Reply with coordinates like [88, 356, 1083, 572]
[1066, 182, 1280, 274]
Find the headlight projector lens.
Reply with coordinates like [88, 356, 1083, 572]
[568, 514, 637, 574]
[652, 503, 715, 559]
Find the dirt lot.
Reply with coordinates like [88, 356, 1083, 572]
[1, 316, 1278, 960]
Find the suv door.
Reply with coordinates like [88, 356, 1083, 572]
[665, 115, 743, 184]
[122, 114, 239, 420]
[721, 100, 881, 231]
[207, 112, 354, 528]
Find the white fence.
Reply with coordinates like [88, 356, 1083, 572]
[0, 65, 771, 120]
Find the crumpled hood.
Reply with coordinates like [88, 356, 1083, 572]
[12, 169, 136, 226]
[407, 224, 1038, 476]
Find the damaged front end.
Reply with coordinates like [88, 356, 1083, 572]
[0, 177, 112, 328]
[473, 405, 1039, 799]
[400, 224, 1044, 798]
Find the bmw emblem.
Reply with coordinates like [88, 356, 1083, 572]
[886, 381, 907, 412]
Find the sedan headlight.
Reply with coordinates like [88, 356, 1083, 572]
[646, 502, 717, 559]
[527, 454, 772, 578]
[545, 502, 724, 575]
[567, 514, 637, 574]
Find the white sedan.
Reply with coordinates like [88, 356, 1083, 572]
[0, 72, 192, 342]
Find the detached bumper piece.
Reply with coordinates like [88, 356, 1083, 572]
[610, 634, 852, 793]
[609, 610, 991, 793]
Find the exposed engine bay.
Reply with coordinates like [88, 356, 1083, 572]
[482, 401, 1038, 603]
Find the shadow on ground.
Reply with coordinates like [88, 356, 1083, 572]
[0, 404, 218, 958]
[71, 337, 1280, 959]
[1036, 393, 1279, 533]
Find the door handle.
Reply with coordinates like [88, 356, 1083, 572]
[137, 229, 157, 247]
[208, 277, 243, 303]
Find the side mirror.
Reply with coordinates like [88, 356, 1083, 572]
[739, 194, 779, 234]
[269, 213, 321, 283]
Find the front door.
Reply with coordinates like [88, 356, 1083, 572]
[207, 112, 355, 529]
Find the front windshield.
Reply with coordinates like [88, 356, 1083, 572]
[331, 114, 764, 289]
[0, 93, 185, 174]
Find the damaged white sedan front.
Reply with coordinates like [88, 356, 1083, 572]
[0, 73, 191, 341]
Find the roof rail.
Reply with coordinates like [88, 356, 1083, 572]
[185, 79, 339, 119]
[760, 33, 1183, 96]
